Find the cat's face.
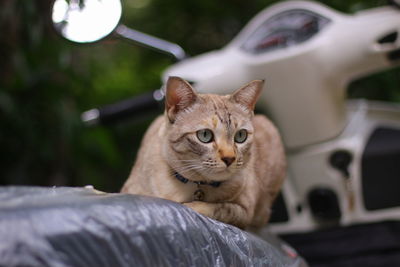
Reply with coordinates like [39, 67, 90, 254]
[164, 77, 263, 182]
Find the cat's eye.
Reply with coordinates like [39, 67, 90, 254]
[196, 129, 214, 143]
[234, 129, 248, 143]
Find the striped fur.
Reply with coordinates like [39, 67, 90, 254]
[121, 77, 286, 229]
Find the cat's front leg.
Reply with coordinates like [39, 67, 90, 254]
[183, 201, 251, 229]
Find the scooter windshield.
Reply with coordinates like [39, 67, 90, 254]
[241, 9, 330, 54]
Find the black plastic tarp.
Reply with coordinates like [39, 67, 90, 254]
[0, 186, 305, 267]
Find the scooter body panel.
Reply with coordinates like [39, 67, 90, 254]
[270, 100, 400, 233]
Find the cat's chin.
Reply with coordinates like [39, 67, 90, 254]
[200, 168, 240, 182]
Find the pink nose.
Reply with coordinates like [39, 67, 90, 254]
[221, 157, 235, 167]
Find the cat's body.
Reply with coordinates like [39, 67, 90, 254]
[121, 77, 286, 229]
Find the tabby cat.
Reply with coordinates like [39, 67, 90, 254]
[121, 76, 286, 229]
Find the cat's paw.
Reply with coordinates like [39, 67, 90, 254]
[183, 201, 213, 217]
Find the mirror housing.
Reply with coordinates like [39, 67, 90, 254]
[52, 0, 187, 61]
[52, 0, 122, 43]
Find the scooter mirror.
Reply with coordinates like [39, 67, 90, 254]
[52, 0, 122, 43]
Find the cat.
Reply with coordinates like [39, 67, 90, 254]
[121, 76, 286, 229]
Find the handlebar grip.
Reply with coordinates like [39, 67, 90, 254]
[81, 90, 164, 126]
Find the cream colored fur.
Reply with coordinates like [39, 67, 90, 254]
[121, 77, 286, 229]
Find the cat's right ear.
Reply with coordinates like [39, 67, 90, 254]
[165, 76, 197, 123]
[231, 80, 264, 112]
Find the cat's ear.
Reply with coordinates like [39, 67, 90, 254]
[231, 80, 264, 111]
[165, 76, 197, 122]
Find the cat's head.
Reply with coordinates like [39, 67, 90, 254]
[163, 76, 264, 182]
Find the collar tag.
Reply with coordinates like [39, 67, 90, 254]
[194, 189, 205, 201]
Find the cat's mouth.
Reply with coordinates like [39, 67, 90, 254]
[216, 160, 244, 171]
[173, 160, 241, 182]
[216, 166, 234, 173]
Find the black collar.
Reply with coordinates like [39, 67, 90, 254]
[173, 172, 222, 188]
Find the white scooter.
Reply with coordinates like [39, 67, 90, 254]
[53, 0, 400, 234]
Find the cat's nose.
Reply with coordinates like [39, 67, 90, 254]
[221, 157, 235, 167]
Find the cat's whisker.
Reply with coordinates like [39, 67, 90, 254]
[173, 164, 205, 175]
[172, 165, 200, 173]
[169, 159, 199, 164]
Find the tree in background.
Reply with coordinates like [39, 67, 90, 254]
[0, 0, 397, 192]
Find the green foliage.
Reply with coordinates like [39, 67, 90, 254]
[0, 0, 398, 192]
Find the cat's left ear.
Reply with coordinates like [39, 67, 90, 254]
[165, 76, 197, 122]
[231, 80, 264, 111]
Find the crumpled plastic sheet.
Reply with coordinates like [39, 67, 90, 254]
[0, 186, 306, 267]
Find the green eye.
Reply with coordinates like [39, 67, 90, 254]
[234, 129, 248, 143]
[196, 129, 214, 143]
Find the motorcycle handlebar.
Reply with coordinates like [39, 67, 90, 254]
[81, 89, 164, 126]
